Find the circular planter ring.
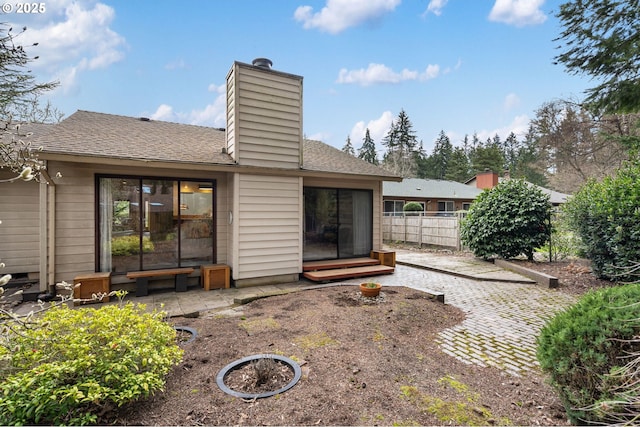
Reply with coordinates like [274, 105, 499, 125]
[216, 354, 302, 399]
[173, 326, 197, 345]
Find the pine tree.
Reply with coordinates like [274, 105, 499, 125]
[342, 135, 355, 156]
[444, 146, 471, 182]
[358, 128, 378, 165]
[381, 109, 419, 177]
[429, 130, 453, 179]
[469, 137, 504, 175]
[555, 0, 640, 114]
[502, 132, 520, 175]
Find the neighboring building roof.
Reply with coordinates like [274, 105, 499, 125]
[384, 177, 483, 200]
[34, 110, 400, 180]
[465, 175, 570, 205]
[530, 184, 569, 205]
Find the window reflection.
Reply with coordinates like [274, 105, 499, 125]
[98, 177, 214, 273]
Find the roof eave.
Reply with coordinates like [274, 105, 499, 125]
[39, 153, 403, 181]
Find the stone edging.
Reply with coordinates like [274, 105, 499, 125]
[494, 259, 559, 288]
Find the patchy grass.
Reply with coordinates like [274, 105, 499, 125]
[400, 376, 512, 426]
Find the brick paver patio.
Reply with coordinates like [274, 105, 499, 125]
[343, 264, 577, 376]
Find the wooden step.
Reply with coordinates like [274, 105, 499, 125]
[303, 265, 395, 282]
[303, 257, 380, 272]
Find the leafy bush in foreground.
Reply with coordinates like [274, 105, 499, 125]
[460, 179, 551, 260]
[0, 302, 183, 425]
[563, 160, 640, 281]
[537, 284, 640, 425]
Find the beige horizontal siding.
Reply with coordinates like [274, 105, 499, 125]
[52, 165, 95, 282]
[229, 62, 303, 169]
[0, 176, 40, 275]
[235, 174, 302, 280]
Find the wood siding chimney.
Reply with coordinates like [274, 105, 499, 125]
[225, 60, 303, 169]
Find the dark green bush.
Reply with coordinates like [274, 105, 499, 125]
[460, 179, 552, 260]
[563, 160, 640, 281]
[537, 284, 640, 425]
[403, 202, 423, 213]
[0, 302, 183, 425]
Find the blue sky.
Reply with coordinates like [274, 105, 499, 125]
[8, 0, 592, 155]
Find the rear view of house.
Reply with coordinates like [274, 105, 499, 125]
[0, 58, 400, 294]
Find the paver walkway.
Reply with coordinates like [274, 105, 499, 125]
[341, 258, 577, 377]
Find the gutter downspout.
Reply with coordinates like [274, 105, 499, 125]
[39, 168, 56, 295]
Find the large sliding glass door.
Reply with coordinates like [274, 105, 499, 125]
[304, 187, 372, 261]
[98, 176, 215, 273]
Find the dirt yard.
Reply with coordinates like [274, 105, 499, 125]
[110, 251, 615, 426]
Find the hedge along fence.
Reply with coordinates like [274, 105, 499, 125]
[382, 212, 466, 250]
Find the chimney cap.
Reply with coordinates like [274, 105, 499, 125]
[252, 57, 273, 70]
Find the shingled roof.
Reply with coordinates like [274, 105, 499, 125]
[35, 110, 399, 180]
[302, 138, 398, 178]
[35, 110, 233, 165]
[384, 177, 483, 199]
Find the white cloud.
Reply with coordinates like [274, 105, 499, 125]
[424, 0, 449, 16]
[294, 0, 401, 34]
[350, 111, 394, 148]
[14, 1, 126, 92]
[149, 84, 227, 128]
[503, 93, 521, 111]
[476, 114, 530, 141]
[420, 64, 440, 81]
[337, 63, 440, 86]
[150, 104, 175, 122]
[488, 0, 547, 27]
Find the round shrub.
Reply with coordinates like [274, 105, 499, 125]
[403, 202, 423, 214]
[563, 160, 640, 281]
[460, 179, 552, 260]
[537, 284, 640, 425]
[0, 302, 183, 425]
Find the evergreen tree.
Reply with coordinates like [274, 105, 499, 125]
[444, 146, 471, 182]
[358, 128, 378, 165]
[469, 137, 504, 175]
[555, 0, 640, 114]
[428, 130, 453, 179]
[381, 109, 419, 177]
[514, 125, 548, 187]
[502, 132, 520, 174]
[342, 135, 355, 156]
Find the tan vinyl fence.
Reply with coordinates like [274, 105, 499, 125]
[382, 212, 466, 250]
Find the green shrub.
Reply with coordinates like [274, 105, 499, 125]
[460, 179, 552, 260]
[0, 302, 183, 425]
[563, 160, 640, 281]
[111, 235, 155, 256]
[537, 284, 640, 425]
[403, 202, 423, 213]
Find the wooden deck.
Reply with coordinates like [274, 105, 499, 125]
[302, 256, 395, 282]
[302, 257, 380, 271]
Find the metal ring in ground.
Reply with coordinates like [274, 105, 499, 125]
[173, 326, 197, 344]
[216, 354, 302, 399]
